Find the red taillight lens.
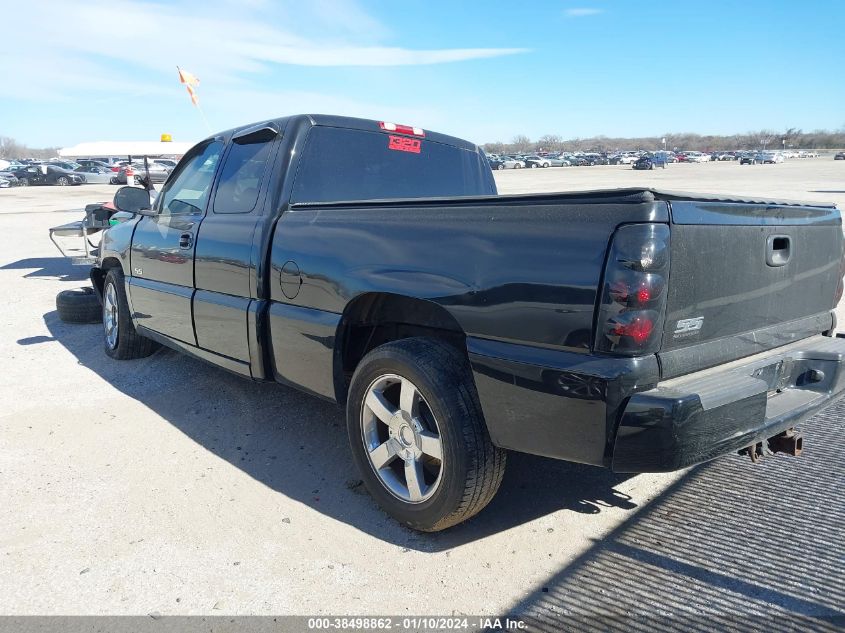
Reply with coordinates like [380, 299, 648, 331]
[595, 224, 670, 355]
[612, 315, 654, 344]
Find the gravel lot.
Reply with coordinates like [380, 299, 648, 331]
[1, 159, 843, 627]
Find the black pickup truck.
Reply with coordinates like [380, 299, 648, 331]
[91, 114, 845, 531]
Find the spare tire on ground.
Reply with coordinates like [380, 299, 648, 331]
[56, 287, 101, 324]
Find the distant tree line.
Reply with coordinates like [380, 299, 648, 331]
[483, 127, 845, 154]
[0, 136, 60, 160]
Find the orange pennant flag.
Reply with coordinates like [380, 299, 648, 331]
[177, 66, 200, 87]
[185, 84, 199, 107]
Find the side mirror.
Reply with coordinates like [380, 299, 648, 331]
[113, 186, 152, 214]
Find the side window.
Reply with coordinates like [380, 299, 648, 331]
[213, 129, 276, 214]
[158, 141, 224, 216]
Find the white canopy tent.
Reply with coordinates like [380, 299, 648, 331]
[58, 141, 196, 159]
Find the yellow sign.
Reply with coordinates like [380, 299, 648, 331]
[160, 133, 172, 142]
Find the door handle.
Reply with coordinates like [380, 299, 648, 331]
[179, 233, 193, 249]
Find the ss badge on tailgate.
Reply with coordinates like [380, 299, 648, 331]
[674, 316, 704, 338]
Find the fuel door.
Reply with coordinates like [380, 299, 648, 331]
[280, 260, 302, 300]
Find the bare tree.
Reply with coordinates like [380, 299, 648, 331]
[537, 134, 563, 152]
[0, 136, 59, 160]
[510, 135, 532, 153]
[482, 142, 505, 154]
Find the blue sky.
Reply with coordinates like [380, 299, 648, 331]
[2, 0, 843, 148]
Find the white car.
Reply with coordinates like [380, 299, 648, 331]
[755, 152, 784, 164]
[683, 151, 710, 163]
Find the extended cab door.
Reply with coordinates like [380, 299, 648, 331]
[128, 140, 224, 344]
[192, 125, 280, 362]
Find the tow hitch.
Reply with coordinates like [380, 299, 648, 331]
[767, 428, 803, 456]
[739, 428, 803, 463]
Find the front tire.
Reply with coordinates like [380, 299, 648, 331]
[347, 338, 506, 531]
[102, 268, 160, 360]
[18, 178, 29, 187]
[56, 176, 69, 186]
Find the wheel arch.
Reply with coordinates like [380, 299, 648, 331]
[90, 257, 123, 300]
[334, 292, 468, 405]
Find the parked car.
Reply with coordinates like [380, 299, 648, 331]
[834, 152, 845, 160]
[110, 162, 172, 185]
[567, 156, 589, 166]
[0, 170, 20, 186]
[524, 155, 551, 168]
[613, 153, 639, 165]
[0, 176, 13, 188]
[683, 151, 710, 163]
[545, 156, 571, 167]
[632, 155, 655, 170]
[488, 158, 506, 170]
[89, 113, 845, 532]
[739, 153, 756, 165]
[499, 157, 524, 169]
[14, 164, 85, 186]
[755, 152, 784, 164]
[75, 164, 115, 184]
[76, 159, 114, 171]
[48, 160, 84, 171]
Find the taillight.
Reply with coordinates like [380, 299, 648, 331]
[595, 223, 670, 355]
[379, 121, 425, 137]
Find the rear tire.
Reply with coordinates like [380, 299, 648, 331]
[56, 287, 101, 324]
[56, 176, 69, 186]
[18, 178, 29, 187]
[102, 268, 160, 360]
[347, 338, 506, 531]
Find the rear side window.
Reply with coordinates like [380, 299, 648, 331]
[213, 129, 276, 214]
[291, 127, 494, 203]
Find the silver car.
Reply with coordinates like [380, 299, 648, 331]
[499, 157, 525, 169]
[110, 162, 172, 185]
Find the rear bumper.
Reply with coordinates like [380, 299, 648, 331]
[612, 335, 845, 472]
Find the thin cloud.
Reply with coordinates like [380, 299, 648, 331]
[564, 8, 605, 17]
[238, 44, 529, 67]
[0, 0, 528, 102]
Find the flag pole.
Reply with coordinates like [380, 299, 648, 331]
[195, 103, 212, 134]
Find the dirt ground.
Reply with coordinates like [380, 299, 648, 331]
[1, 159, 843, 627]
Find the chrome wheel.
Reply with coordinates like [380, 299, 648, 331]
[103, 282, 118, 350]
[361, 374, 443, 503]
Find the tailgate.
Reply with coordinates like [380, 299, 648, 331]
[659, 200, 842, 378]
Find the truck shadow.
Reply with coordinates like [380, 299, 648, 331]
[505, 403, 845, 630]
[1, 256, 90, 281]
[42, 310, 637, 550]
